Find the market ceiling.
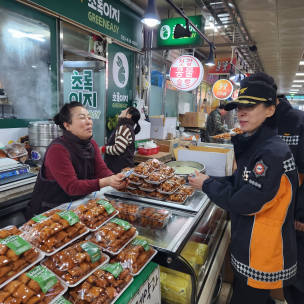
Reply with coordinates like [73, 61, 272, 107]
[128, 0, 304, 97]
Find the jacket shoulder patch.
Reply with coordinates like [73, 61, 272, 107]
[253, 159, 268, 178]
[283, 157, 296, 173]
[249, 179, 262, 189]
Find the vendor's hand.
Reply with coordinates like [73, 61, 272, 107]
[100, 174, 128, 189]
[295, 220, 304, 231]
[188, 170, 210, 190]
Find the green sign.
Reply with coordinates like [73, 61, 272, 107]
[32, 215, 48, 223]
[57, 211, 79, 226]
[26, 266, 58, 293]
[107, 43, 134, 136]
[26, 0, 142, 50]
[80, 242, 102, 263]
[132, 239, 150, 252]
[96, 199, 115, 214]
[0, 236, 32, 255]
[101, 263, 123, 278]
[110, 218, 131, 231]
[157, 16, 205, 47]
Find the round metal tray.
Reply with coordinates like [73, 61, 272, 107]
[165, 161, 206, 181]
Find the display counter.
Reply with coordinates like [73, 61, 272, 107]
[105, 188, 229, 304]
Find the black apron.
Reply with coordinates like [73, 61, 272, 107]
[104, 123, 135, 174]
[25, 136, 95, 220]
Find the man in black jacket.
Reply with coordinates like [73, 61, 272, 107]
[240, 72, 304, 304]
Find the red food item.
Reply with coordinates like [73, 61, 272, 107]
[196, 221, 218, 235]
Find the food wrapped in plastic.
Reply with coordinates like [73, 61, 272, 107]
[158, 179, 181, 193]
[42, 240, 107, 285]
[139, 208, 171, 229]
[158, 166, 175, 177]
[128, 174, 144, 185]
[121, 167, 133, 174]
[22, 211, 88, 254]
[110, 239, 156, 274]
[89, 220, 137, 253]
[133, 163, 152, 177]
[139, 182, 158, 191]
[170, 175, 186, 185]
[145, 172, 167, 183]
[146, 191, 167, 200]
[0, 265, 65, 304]
[117, 187, 130, 193]
[146, 158, 163, 169]
[65, 263, 133, 304]
[181, 241, 209, 265]
[176, 185, 195, 196]
[0, 235, 40, 286]
[129, 189, 146, 197]
[166, 194, 187, 204]
[0, 226, 22, 239]
[3, 143, 28, 159]
[73, 198, 117, 230]
[115, 202, 141, 222]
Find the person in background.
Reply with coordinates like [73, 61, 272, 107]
[240, 72, 304, 304]
[102, 107, 141, 174]
[205, 104, 227, 142]
[189, 81, 298, 304]
[26, 102, 127, 220]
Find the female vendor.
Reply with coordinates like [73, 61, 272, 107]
[189, 81, 298, 304]
[26, 102, 127, 219]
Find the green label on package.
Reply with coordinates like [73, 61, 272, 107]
[32, 215, 48, 223]
[80, 242, 101, 263]
[57, 210, 79, 225]
[110, 218, 131, 231]
[26, 266, 58, 293]
[101, 263, 123, 278]
[96, 199, 115, 214]
[132, 239, 150, 252]
[0, 235, 31, 255]
[54, 297, 72, 304]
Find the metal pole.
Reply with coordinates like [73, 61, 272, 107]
[58, 20, 64, 109]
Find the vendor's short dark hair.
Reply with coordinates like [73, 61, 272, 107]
[219, 104, 225, 110]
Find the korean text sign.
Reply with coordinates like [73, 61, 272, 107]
[212, 79, 233, 100]
[209, 58, 237, 75]
[169, 55, 204, 91]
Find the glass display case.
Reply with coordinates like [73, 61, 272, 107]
[105, 189, 230, 304]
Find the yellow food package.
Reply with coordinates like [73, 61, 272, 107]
[160, 271, 191, 304]
[181, 241, 209, 265]
[180, 254, 200, 276]
[160, 266, 191, 281]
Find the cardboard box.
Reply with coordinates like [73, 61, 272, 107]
[179, 112, 207, 128]
[150, 116, 177, 140]
[152, 139, 180, 154]
[178, 146, 233, 176]
[135, 120, 151, 141]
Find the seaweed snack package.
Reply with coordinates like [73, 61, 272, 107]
[0, 235, 41, 286]
[110, 239, 156, 275]
[73, 198, 117, 230]
[23, 210, 88, 254]
[89, 219, 137, 253]
[65, 263, 133, 304]
[0, 265, 66, 304]
[41, 240, 108, 286]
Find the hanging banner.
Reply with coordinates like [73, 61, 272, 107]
[212, 79, 233, 100]
[157, 15, 205, 47]
[232, 89, 240, 100]
[169, 55, 204, 91]
[107, 43, 134, 136]
[25, 0, 142, 50]
[209, 58, 237, 75]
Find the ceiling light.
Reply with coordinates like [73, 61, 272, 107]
[293, 80, 304, 82]
[141, 0, 161, 27]
[205, 43, 215, 66]
[296, 73, 304, 76]
[32, 66, 36, 68]
[290, 90, 299, 92]
[292, 85, 302, 87]
[8, 29, 45, 41]
[218, 13, 229, 17]
[300, 61, 304, 65]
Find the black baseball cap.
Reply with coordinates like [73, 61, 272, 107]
[225, 81, 277, 111]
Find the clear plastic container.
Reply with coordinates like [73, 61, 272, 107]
[139, 208, 171, 229]
[115, 201, 142, 222]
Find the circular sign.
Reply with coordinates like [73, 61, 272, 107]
[31, 150, 41, 160]
[232, 89, 240, 100]
[160, 25, 171, 40]
[169, 55, 204, 91]
[113, 52, 129, 88]
[212, 79, 233, 100]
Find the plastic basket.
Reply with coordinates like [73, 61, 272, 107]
[138, 146, 159, 155]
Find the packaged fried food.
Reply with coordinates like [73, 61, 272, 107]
[117, 187, 130, 193]
[22, 211, 88, 255]
[176, 185, 195, 196]
[110, 239, 156, 275]
[0, 235, 41, 287]
[133, 163, 152, 177]
[73, 198, 118, 230]
[0, 227, 22, 239]
[170, 175, 186, 185]
[145, 172, 167, 184]
[3, 143, 27, 159]
[129, 189, 146, 197]
[42, 241, 108, 286]
[166, 194, 187, 204]
[146, 191, 167, 200]
[158, 178, 181, 194]
[145, 158, 163, 169]
[139, 208, 171, 229]
[0, 265, 66, 304]
[213, 132, 231, 139]
[90, 220, 137, 253]
[115, 202, 141, 222]
[158, 166, 175, 177]
[139, 182, 158, 192]
[121, 167, 133, 174]
[65, 263, 133, 304]
[128, 174, 144, 185]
